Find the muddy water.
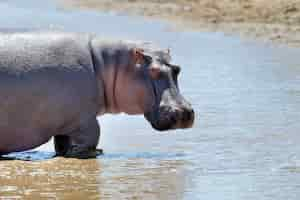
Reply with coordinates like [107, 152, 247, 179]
[1, 0, 300, 199]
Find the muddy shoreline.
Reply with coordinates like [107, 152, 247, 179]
[61, 0, 300, 47]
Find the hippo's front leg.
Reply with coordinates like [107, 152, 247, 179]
[54, 118, 101, 159]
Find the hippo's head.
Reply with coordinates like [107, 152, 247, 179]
[130, 47, 195, 131]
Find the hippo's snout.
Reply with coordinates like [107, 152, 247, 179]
[149, 105, 195, 131]
[179, 107, 195, 128]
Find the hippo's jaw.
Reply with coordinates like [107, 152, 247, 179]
[144, 103, 195, 131]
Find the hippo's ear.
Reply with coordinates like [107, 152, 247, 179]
[166, 48, 170, 55]
[132, 48, 145, 65]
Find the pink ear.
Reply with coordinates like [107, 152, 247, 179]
[149, 66, 161, 79]
[132, 48, 145, 64]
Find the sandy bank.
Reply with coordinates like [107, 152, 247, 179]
[61, 0, 300, 46]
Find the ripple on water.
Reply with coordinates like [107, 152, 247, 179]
[2, 151, 55, 161]
[274, 158, 300, 173]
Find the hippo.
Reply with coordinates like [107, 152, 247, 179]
[0, 32, 194, 159]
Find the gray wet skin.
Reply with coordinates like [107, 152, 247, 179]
[0, 32, 194, 159]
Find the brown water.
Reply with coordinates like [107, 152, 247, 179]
[1, 0, 300, 199]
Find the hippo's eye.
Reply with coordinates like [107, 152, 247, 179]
[144, 55, 152, 64]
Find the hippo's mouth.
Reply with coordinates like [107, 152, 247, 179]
[144, 104, 195, 131]
[144, 111, 175, 131]
[144, 106, 182, 131]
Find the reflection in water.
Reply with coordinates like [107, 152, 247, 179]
[0, 152, 186, 199]
[0, 158, 102, 199]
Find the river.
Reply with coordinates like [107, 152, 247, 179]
[0, 0, 300, 199]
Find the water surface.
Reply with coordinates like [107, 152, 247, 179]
[1, 0, 300, 199]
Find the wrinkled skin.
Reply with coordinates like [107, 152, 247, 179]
[0, 32, 194, 159]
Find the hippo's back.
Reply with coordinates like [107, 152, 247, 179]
[0, 32, 99, 153]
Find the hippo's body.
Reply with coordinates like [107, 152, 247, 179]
[0, 32, 194, 158]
